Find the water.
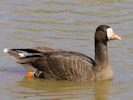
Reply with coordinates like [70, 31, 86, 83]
[0, 0, 133, 100]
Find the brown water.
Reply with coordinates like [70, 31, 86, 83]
[0, 0, 133, 100]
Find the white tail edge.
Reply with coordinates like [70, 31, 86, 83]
[3, 48, 9, 53]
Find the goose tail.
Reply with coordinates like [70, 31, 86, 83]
[3, 48, 43, 64]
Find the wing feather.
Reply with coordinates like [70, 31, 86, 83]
[36, 52, 95, 81]
[4, 47, 95, 81]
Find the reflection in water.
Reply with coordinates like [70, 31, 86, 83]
[93, 81, 112, 100]
[11, 79, 112, 100]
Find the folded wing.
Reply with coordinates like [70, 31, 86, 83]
[4, 47, 95, 81]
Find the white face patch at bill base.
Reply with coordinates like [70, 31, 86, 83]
[107, 28, 114, 40]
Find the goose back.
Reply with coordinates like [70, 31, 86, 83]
[31, 51, 95, 81]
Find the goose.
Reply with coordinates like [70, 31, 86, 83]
[3, 25, 121, 82]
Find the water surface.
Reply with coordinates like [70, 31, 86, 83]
[0, 0, 133, 100]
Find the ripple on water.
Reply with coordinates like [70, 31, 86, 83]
[0, 0, 133, 100]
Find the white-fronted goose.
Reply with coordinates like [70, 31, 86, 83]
[3, 25, 121, 81]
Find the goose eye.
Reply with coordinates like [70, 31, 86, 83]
[100, 30, 105, 33]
